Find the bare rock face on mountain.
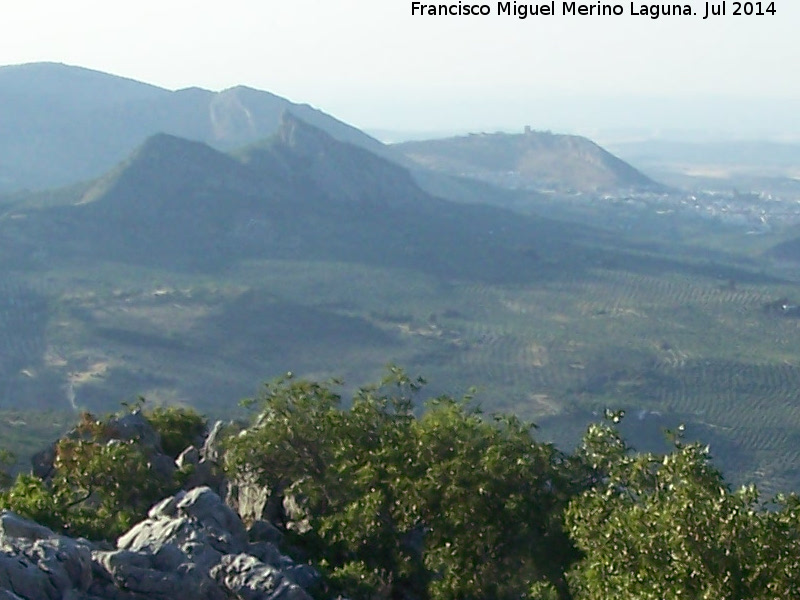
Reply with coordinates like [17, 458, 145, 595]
[0, 62, 384, 193]
[0, 487, 319, 600]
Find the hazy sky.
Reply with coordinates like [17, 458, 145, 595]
[3, 0, 799, 138]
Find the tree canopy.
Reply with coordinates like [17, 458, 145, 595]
[224, 368, 578, 600]
[0, 405, 206, 539]
[3, 371, 800, 600]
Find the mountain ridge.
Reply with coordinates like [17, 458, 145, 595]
[0, 62, 384, 192]
[0, 62, 659, 200]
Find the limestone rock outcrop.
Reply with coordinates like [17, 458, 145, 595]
[0, 487, 318, 600]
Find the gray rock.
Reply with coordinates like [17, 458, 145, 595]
[117, 515, 193, 553]
[30, 444, 56, 480]
[25, 537, 94, 592]
[246, 542, 288, 568]
[104, 411, 161, 450]
[0, 550, 59, 600]
[282, 564, 320, 590]
[92, 549, 227, 600]
[211, 554, 312, 600]
[227, 476, 271, 524]
[147, 495, 183, 520]
[248, 520, 283, 545]
[93, 549, 152, 580]
[121, 487, 246, 553]
[0, 489, 314, 600]
[180, 460, 225, 497]
[175, 540, 223, 573]
[62, 591, 106, 600]
[118, 487, 247, 574]
[0, 512, 94, 600]
[0, 511, 57, 543]
[175, 446, 200, 469]
[175, 487, 247, 550]
[244, 543, 318, 588]
[200, 421, 227, 464]
[151, 543, 185, 571]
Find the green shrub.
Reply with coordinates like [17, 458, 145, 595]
[225, 368, 579, 600]
[566, 420, 800, 600]
[145, 405, 207, 459]
[0, 411, 180, 540]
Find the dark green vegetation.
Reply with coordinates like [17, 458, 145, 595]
[0, 405, 205, 539]
[565, 416, 800, 600]
[4, 372, 800, 600]
[225, 370, 577, 600]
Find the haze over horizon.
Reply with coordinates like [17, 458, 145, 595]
[2, 1, 799, 140]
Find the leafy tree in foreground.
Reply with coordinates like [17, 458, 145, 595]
[413, 399, 578, 600]
[0, 407, 200, 540]
[144, 404, 207, 459]
[5, 370, 800, 599]
[225, 371, 428, 599]
[224, 368, 580, 600]
[565, 419, 800, 600]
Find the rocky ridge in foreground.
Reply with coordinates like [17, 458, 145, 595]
[1, 412, 316, 600]
[0, 486, 316, 600]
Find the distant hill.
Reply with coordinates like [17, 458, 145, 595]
[393, 129, 661, 193]
[0, 62, 384, 192]
[3, 113, 585, 280]
[0, 62, 656, 210]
